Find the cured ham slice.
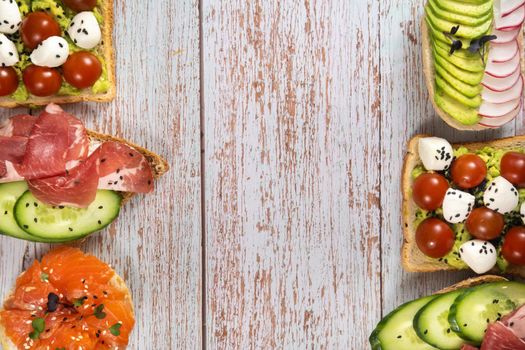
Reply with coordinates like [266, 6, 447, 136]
[0, 136, 27, 163]
[501, 304, 525, 338]
[19, 104, 89, 180]
[481, 321, 525, 350]
[0, 114, 37, 137]
[0, 161, 24, 184]
[28, 148, 100, 208]
[461, 345, 479, 350]
[97, 142, 154, 193]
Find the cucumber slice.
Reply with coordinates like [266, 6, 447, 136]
[0, 182, 49, 242]
[14, 190, 122, 242]
[449, 282, 525, 344]
[414, 290, 467, 349]
[370, 296, 439, 350]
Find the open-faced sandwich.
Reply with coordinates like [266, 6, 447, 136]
[0, 103, 168, 242]
[403, 135, 525, 277]
[422, 0, 525, 130]
[370, 275, 525, 349]
[0, 247, 135, 349]
[0, 0, 114, 107]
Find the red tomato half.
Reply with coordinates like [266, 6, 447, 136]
[0, 67, 19, 96]
[450, 154, 487, 189]
[416, 218, 455, 258]
[501, 152, 525, 188]
[20, 12, 61, 50]
[63, 0, 97, 12]
[502, 227, 525, 266]
[23, 66, 62, 97]
[62, 52, 102, 89]
[412, 173, 449, 211]
[465, 207, 504, 240]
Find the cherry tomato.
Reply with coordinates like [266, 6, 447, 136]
[416, 218, 455, 258]
[502, 227, 525, 266]
[501, 152, 525, 188]
[62, 52, 102, 89]
[450, 154, 487, 189]
[20, 12, 61, 50]
[63, 0, 97, 12]
[23, 65, 62, 97]
[465, 207, 504, 240]
[412, 173, 449, 211]
[0, 67, 19, 96]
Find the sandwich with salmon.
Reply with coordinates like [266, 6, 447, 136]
[402, 135, 525, 277]
[0, 103, 169, 243]
[0, 247, 135, 349]
[370, 275, 525, 349]
[422, 0, 525, 130]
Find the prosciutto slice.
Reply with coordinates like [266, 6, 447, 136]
[97, 142, 154, 193]
[18, 105, 89, 180]
[502, 304, 525, 338]
[28, 149, 101, 208]
[0, 104, 155, 207]
[461, 345, 479, 350]
[482, 321, 525, 350]
[0, 114, 37, 137]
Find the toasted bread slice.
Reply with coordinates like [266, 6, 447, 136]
[402, 134, 525, 277]
[421, 16, 525, 131]
[0, 1, 115, 108]
[0, 271, 133, 350]
[87, 130, 170, 203]
[436, 275, 507, 294]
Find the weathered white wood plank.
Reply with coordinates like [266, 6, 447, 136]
[379, 0, 519, 320]
[202, 0, 381, 348]
[0, 0, 202, 349]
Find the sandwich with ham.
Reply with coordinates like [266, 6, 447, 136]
[0, 103, 168, 242]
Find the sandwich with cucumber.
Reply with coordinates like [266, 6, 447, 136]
[0, 0, 115, 107]
[0, 103, 168, 243]
[403, 135, 525, 277]
[370, 275, 525, 349]
[422, 0, 525, 130]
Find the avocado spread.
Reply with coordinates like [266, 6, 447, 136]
[7, 0, 108, 101]
[412, 146, 525, 272]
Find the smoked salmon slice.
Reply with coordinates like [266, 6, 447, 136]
[0, 247, 135, 349]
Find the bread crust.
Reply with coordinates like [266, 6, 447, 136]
[421, 13, 525, 131]
[0, 0, 116, 108]
[402, 134, 525, 278]
[0, 270, 133, 350]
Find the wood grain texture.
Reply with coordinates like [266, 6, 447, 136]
[379, 0, 521, 317]
[202, 0, 381, 348]
[0, 0, 202, 349]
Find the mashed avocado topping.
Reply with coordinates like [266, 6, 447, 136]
[412, 145, 525, 272]
[6, 0, 109, 101]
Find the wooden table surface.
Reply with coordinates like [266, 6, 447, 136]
[1, 0, 522, 349]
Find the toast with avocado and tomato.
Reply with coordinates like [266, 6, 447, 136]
[422, 0, 525, 130]
[402, 135, 525, 278]
[0, 103, 169, 243]
[0, 0, 115, 107]
[369, 275, 525, 350]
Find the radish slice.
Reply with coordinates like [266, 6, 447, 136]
[492, 28, 521, 43]
[479, 98, 521, 117]
[485, 51, 520, 77]
[482, 68, 521, 91]
[489, 40, 519, 63]
[482, 74, 524, 103]
[501, 0, 525, 17]
[479, 101, 522, 127]
[495, 2, 525, 30]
